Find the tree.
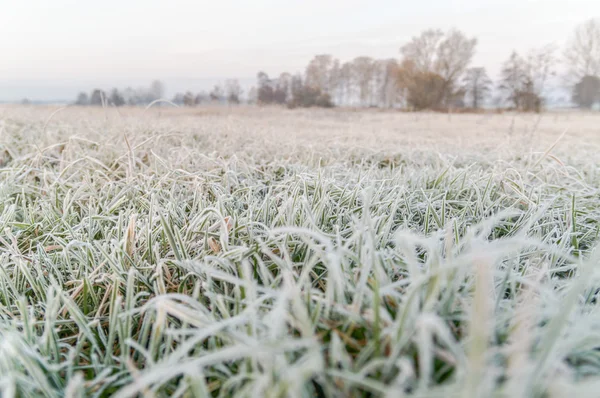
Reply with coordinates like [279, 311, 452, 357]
[329, 59, 342, 105]
[377, 59, 400, 108]
[150, 80, 165, 101]
[572, 75, 600, 109]
[75, 92, 89, 105]
[352, 56, 376, 106]
[462, 67, 492, 109]
[305, 54, 333, 94]
[90, 89, 106, 106]
[499, 51, 525, 109]
[123, 87, 138, 105]
[172, 93, 185, 106]
[499, 46, 556, 112]
[288, 74, 333, 108]
[183, 91, 195, 106]
[194, 91, 208, 105]
[398, 60, 446, 110]
[290, 74, 304, 106]
[524, 45, 556, 97]
[247, 86, 258, 104]
[109, 88, 125, 107]
[225, 79, 243, 104]
[257, 72, 275, 104]
[564, 19, 600, 83]
[400, 28, 477, 107]
[210, 85, 224, 102]
[338, 62, 354, 106]
[401, 29, 444, 72]
[273, 73, 292, 104]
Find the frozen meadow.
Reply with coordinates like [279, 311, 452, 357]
[1, 105, 600, 397]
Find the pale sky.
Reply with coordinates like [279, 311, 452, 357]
[1, 0, 599, 101]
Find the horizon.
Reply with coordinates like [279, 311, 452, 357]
[2, 0, 600, 102]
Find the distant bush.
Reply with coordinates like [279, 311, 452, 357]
[288, 86, 333, 109]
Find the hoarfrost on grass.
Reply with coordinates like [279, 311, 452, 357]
[1, 105, 600, 397]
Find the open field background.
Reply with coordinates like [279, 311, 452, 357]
[1, 106, 600, 397]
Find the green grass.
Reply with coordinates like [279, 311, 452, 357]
[1, 106, 600, 397]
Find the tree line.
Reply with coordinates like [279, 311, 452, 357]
[74, 18, 600, 111]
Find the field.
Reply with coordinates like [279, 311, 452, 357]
[1, 105, 600, 397]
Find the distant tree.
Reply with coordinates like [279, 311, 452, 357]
[338, 62, 354, 105]
[247, 86, 258, 104]
[210, 85, 224, 102]
[257, 72, 275, 104]
[109, 88, 125, 107]
[274, 73, 292, 104]
[21, 98, 31, 105]
[399, 62, 446, 110]
[75, 92, 89, 105]
[172, 93, 185, 105]
[377, 59, 400, 108]
[122, 87, 137, 105]
[194, 91, 208, 105]
[523, 45, 556, 111]
[462, 67, 492, 109]
[564, 19, 600, 83]
[401, 29, 444, 72]
[352, 56, 376, 106]
[225, 79, 243, 104]
[90, 89, 106, 106]
[305, 54, 333, 94]
[329, 59, 342, 104]
[150, 80, 165, 101]
[183, 91, 195, 106]
[499, 51, 525, 109]
[400, 28, 477, 108]
[288, 74, 333, 108]
[450, 88, 467, 109]
[499, 46, 556, 112]
[572, 75, 600, 109]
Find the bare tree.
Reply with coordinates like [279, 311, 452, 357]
[123, 87, 138, 105]
[499, 51, 525, 109]
[339, 62, 354, 106]
[225, 79, 243, 104]
[329, 59, 342, 105]
[305, 54, 333, 93]
[401, 28, 477, 107]
[150, 80, 165, 101]
[398, 60, 446, 110]
[377, 59, 400, 108]
[210, 85, 224, 102]
[564, 19, 600, 83]
[463, 67, 492, 109]
[257, 72, 275, 104]
[499, 46, 556, 112]
[274, 73, 292, 104]
[400, 29, 444, 72]
[524, 45, 556, 97]
[109, 88, 125, 107]
[352, 56, 376, 107]
[247, 86, 258, 104]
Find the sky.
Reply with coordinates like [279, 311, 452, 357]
[1, 0, 599, 101]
